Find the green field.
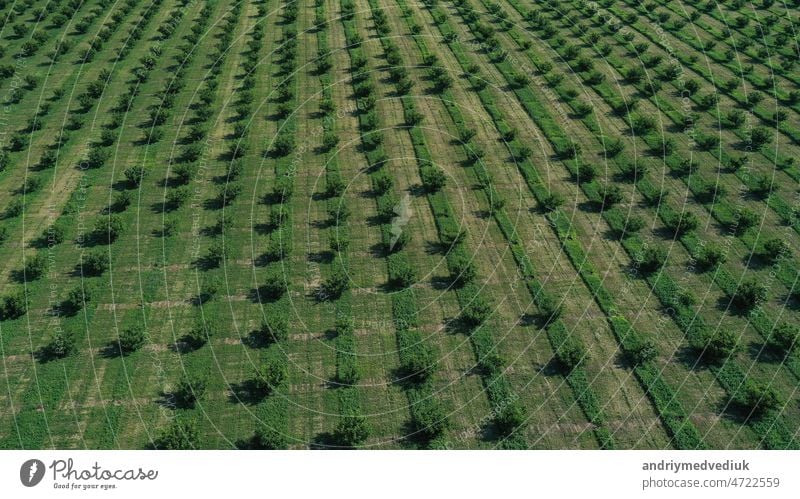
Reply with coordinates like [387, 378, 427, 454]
[0, 0, 798, 449]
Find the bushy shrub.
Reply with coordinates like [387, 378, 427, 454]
[599, 184, 623, 208]
[253, 421, 287, 449]
[155, 417, 199, 449]
[329, 230, 350, 254]
[537, 294, 563, 324]
[386, 229, 409, 253]
[270, 133, 295, 157]
[403, 342, 435, 382]
[374, 171, 393, 194]
[326, 176, 345, 198]
[270, 205, 290, 228]
[173, 163, 196, 185]
[321, 131, 339, 151]
[571, 163, 596, 183]
[217, 183, 242, 207]
[630, 114, 655, 135]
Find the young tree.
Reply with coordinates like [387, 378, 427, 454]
[155, 417, 199, 449]
[769, 323, 800, 354]
[730, 280, 767, 311]
[749, 127, 771, 150]
[735, 379, 781, 417]
[626, 336, 657, 365]
[85, 147, 109, 169]
[667, 210, 699, 236]
[45, 329, 76, 360]
[494, 400, 527, 436]
[462, 297, 491, 327]
[23, 252, 48, 280]
[321, 266, 349, 300]
[173, 373, 207, 409]
[112, 191, 131, 213]
[762, 238, 790, 262]
[541, 192, 564, 212]
[637, 246, 667, 273]
[253, 355, 288, 394]
[166, 187, 191, 210]
[253, 424, 288, 449]
[450, 254, 476, 286]
[1, 290, 27, 320]
[186, 318, 216, 349]
[335, 414, 370, 448]
[691, 327, 740, 362]
[61, 285, 91, 315]
[205, 240, 228, 268]
[411, 399, 448, 440]
[259, 269, 287, 301]
[388, 254, 415, 288]
[82, 251, 109, 276]
[420, 165, 447, 192]
[696, 244, 727, 270]
[259, 312, 289, 345]
[118, 325, 146, 354]
[94, 215, 125, 244]
[735, 208, 759, 233]
[402, 341, 435, 382]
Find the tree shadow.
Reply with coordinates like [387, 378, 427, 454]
[228, 380, 268, 406]
[747, 341, 786, 364]
[34, 345, 66, 364]
[309, 432, 346, 450]
[155, 391, 178, 411]
[99, 342, 125, 359]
